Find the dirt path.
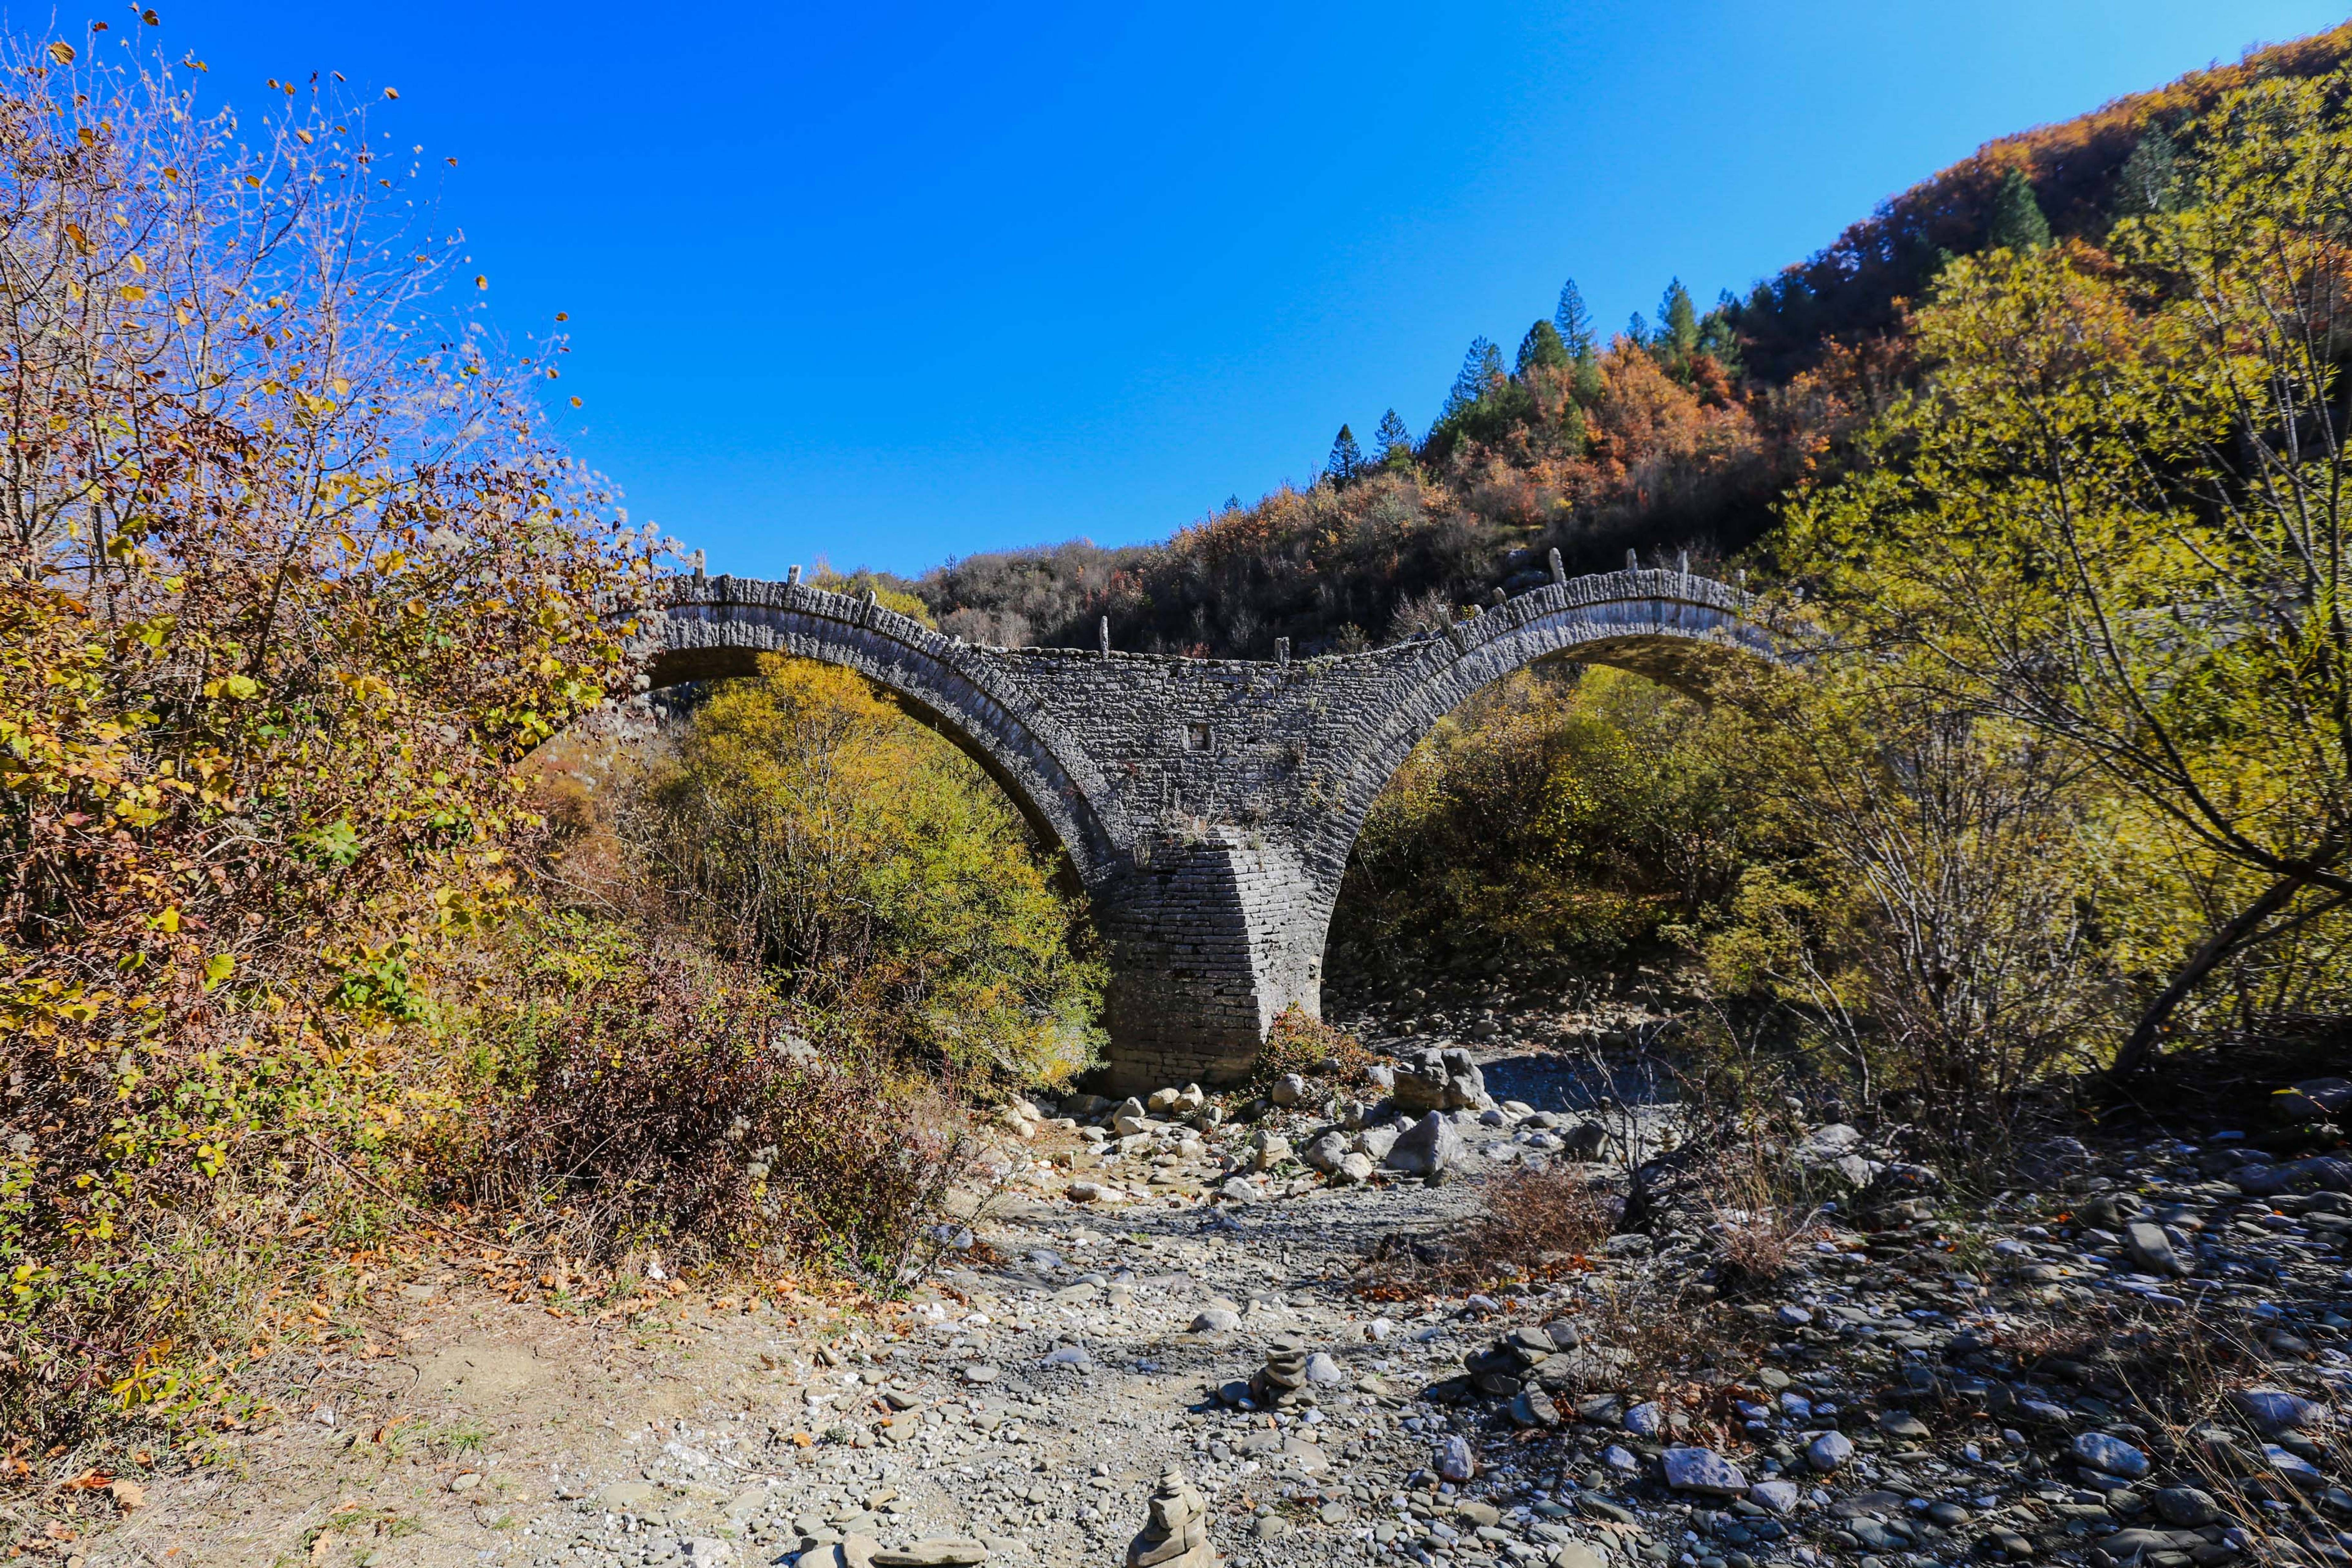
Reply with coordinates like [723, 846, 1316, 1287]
[79, 1143, 1508, 1568]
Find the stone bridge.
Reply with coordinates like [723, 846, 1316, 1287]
[644, 556, 1781, 1093]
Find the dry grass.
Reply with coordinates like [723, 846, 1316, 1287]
[1249, 1006, 1379, 1092]
[436, 956, 970, 1286]
[1574, 1268, 1777, 1411]
[1695, 1126, 1828, 1293]
[1353, 1166, 1617, 1297]
[1984, 1298, 2352, 1555]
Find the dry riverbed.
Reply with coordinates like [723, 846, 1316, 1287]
[33, 1004, 2352, 1568]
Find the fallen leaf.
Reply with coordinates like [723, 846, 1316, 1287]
[62, 1469, 111, 1490]
[109, 1478, 146, 1510]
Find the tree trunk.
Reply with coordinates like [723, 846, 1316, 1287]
[2109, 870, 2311, 1078]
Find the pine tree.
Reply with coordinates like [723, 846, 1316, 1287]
[1554, 278, 1596, 359]
[1659, 279, 1699, 359]
[1325, 424, 1363, 484]
[1374, 408, 1415, 464]
[1624, 311, 1649, 346]
[1696, 290, 1744, 378]
[1572, 353, 1604, 407]
[1986, 169, 2052, 252]
[1516, 319, 1570, 374]
[2114, 127, 2180, 217]
[1442, 336, 1503, 421]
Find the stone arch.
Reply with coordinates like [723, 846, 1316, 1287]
[1301, 570, 1778, 890]
[645, 577, 1129, 888]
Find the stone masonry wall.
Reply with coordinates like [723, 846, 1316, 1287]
[645, 567, 1780, 1089]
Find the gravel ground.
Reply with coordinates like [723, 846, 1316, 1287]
[49, 1001, 2352, 1568]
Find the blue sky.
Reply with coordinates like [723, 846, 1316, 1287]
[143, 1, 2350, 576]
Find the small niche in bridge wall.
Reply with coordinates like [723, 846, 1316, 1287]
[1183, 721, 1212, 753]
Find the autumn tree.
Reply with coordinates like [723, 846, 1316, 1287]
[1790, 69, 2352, 1072]
[0, 30, 640, 1427]
[624, 659, 1103, 1085]
[2113, 126, 2180, 216]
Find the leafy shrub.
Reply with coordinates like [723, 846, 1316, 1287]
[441, 947, 965, 1281]
[1696, 671, 2123, 1129]
[1249, 1006, 1376, 1091]
[593, 658, 1105, 1087]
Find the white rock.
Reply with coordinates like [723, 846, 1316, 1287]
[1662, 1446, 1746, 1495]
[1383, 1111, 1462, 1177]
[1301, 1130, 1351, 1174]
[2071, 1431, 2149, 1479]
[1807, 1431, 1854, 1471]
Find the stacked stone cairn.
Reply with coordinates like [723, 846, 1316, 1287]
[1125, 1467, 1215, 1568]
[1451, 1319, 1602, 1430]
[1248, 1335, 1310, 1409]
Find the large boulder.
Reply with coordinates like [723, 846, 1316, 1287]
[2275, 1077, 2352, 1121]
[1391, 1055, 1449, 1114]
[1300, 1130, 1350, 1174]
[1384, 1112, 1463, 1178]
[1390, 1047, 1491, 1114]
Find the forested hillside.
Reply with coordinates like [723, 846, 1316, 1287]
[901, 21, 2352, 662]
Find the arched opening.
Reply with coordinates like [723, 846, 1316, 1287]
[1321, 656, 1743, 1023]
[638, 642, 1090, 891]
[527, 635, 1110, 1089]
